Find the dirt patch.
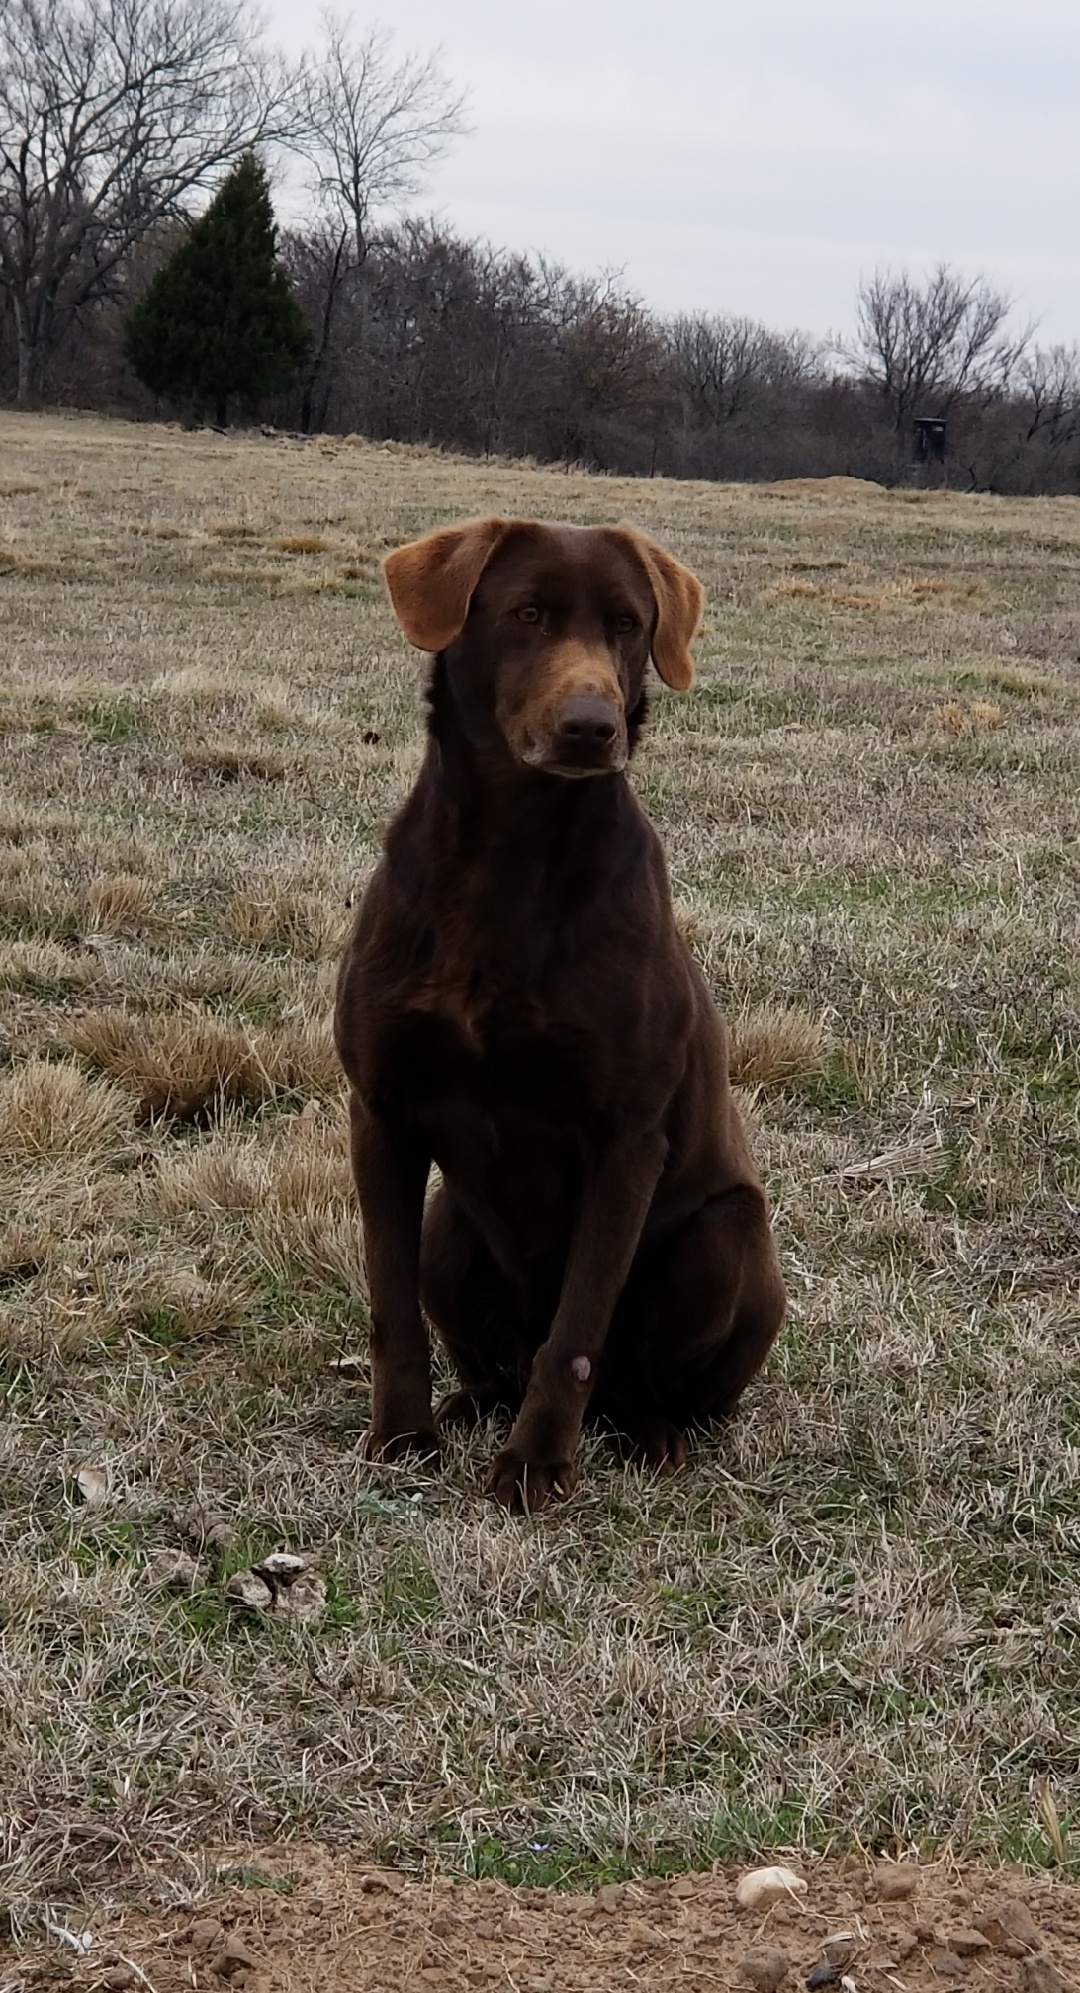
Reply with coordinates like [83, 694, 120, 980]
[13, 1847, 1080, 1993]
[763, 475, 888, 497]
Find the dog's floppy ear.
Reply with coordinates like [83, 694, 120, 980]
[382, 517, 512, 653]
[615, 527, 704, 691]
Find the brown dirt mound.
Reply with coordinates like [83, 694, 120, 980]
[16, 1847, 1080, 1993]
[765, 475, 887, 497]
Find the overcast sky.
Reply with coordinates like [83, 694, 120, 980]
[265, 0, 1080, 347]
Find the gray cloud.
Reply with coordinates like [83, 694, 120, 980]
[266, 0, 1080, 342]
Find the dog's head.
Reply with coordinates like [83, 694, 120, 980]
[382, 517, 704, 778]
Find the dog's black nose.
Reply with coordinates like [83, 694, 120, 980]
[554, 695, 619, 749]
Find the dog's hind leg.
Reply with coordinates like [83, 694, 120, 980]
[604, 1415, 691, 1475]
[600, 1184, 786, 1457]
[420, 1186, 528, 1423]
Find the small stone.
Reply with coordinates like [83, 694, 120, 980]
[822, 1933, 856, 1966]
[948, 1928, 991, 1957]
[211, 1932, 258, 1978]
[254, 1551, 308, 1586]
[805, 1967, 841, 1989]
[224, 1570, 273, 1612]
[739, 1946, 791, 1991]
[930, 1951, 965, 1979]
[190, 1919, 227, 1951]
[669, 1876, 694, 1900]
[359, 1869, 407, 1893]
[1023, 1963, 1067, 1993]
[976, 1900, 1041, 1953]
[874, 1862, 918, 1902]
[595, 1884, 624, 1913]
[75, 1462, 110, 1507]
[915, 1923, 938, 1944]
[735, 1867, 807, 1911]
[975, 1921, 1026, 1959]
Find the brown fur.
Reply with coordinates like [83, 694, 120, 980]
[335, 518, 785, 1511]
[499, 638, 626, 770]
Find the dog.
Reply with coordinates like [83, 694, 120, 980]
[334, 517, 785, 1511]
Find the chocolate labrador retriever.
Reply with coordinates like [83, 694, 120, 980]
[334, 517, 785, 1511]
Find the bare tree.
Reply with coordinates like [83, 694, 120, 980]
[282, 216, 350, 433]
[1017, 343, 1080, 444]
[848, 264, 1028, 435]
[669, 313, 818, 423]
[296, 16, 467, 268]
[0, 0, 294, 406]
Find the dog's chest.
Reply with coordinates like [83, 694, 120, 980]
[372, 972, 607, 1168]
[396, 1002, 590, 1215]
[394, 990, 585, 1106]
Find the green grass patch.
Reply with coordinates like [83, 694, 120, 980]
[74, 700, 143, 742]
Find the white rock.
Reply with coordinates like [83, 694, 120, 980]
[74, 1463, 110, 1508]
[255, 1551, 307, 1585]
[735, 1866, 808, 1911]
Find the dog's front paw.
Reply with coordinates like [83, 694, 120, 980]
[485, 1449, 578, 1514]
[364, 1424, 439, 1463]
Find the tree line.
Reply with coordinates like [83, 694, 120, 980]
[3, 0, 1080, 492]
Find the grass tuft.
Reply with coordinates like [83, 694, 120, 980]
[225, 885, 350, 959]
[270, 532, 333, 554]
[728, 1005, 826, 1088]
[86, 872, 159, 933]
[67, 1008, 342, 1121]
[931, 697, 1007, 735]
[0, 1057, 131, 1160]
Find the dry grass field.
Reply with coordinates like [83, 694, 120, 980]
[2, 412, 1079, 1943]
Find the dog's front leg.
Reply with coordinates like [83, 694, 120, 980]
[348, 1091, 437, 1459]
[486, 1128, 668, 1512]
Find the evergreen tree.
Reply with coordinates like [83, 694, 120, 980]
[124, 153, 309, 427]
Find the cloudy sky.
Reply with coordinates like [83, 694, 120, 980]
[266, 0, 1080, 347]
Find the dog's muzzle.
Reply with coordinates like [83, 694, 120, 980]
[525, 693, 627, 776]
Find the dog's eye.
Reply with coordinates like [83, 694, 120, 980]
[614, 613, 637, 634]
[516, 605, 540, 625]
